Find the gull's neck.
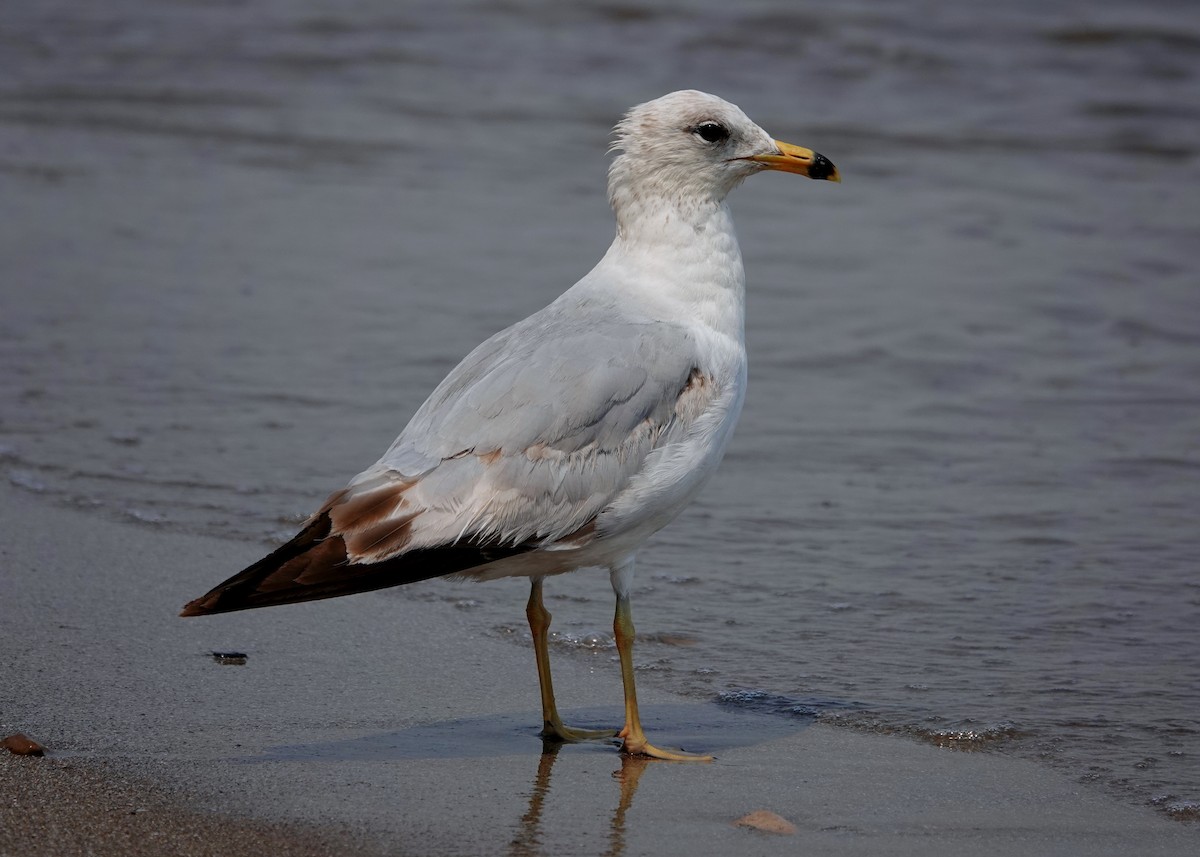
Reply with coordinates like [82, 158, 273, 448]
[601, 183, 746, 341]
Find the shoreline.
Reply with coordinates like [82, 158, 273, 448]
[2, 482, 1194, 855]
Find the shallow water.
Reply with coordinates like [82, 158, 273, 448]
[2, 0, 1198, 820]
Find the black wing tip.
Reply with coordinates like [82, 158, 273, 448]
[180, 593, 233, 617]
[177, 510, 541, 618]
[178, 512, 336, 618]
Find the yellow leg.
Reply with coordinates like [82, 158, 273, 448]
[613, 594, 713, 761]
[526, 578, 617, 742]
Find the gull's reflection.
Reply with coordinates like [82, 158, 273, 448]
[245, 702, 814, 853]
[507, 741, 559, 857]
[606, 752, 650, 857]
[508, 738, 651, 857]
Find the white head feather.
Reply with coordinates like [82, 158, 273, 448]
[607, 90, 780, 217]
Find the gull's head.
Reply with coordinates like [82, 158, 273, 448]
[608, 90, 838, 212]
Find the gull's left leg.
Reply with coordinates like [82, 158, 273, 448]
[526, 576, 617, 742]
[610, 558, 713, 761]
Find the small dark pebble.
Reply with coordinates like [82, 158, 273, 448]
[2, 733, 46, 756]
[212, 651, 248, 665]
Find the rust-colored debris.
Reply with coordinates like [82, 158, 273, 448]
[2, 733, 46, 756]
[733, 810, 797, 835]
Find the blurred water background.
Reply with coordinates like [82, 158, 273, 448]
[2, 0, 1198, 820]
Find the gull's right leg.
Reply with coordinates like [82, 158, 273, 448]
[526, 577, 617, 742]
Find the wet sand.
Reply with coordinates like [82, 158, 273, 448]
[2, 483, 1193, 856]
[0, 753, 380, 857]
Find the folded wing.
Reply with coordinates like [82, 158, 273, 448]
[181, 305, 718, 616]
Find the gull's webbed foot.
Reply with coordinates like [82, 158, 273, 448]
[541, 721, 619, 743]
[618, 728, 713, 762]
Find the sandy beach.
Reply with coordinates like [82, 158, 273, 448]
[2, 483, 1193, 856]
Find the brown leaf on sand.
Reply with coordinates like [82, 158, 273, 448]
[733, 810, 797, 835]
[2, 733, 46, 756]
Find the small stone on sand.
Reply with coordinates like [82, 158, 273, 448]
[733, 810, 797, 835]
[2, 733, 46, 756]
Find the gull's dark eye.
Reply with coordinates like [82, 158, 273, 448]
[693, 121, 730, 144]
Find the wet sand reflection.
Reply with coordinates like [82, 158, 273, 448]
[508, 740, 651, 857]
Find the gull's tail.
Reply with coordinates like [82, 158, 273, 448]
[180, 490, 531, 617]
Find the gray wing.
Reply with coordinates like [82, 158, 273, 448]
[321, 302, 714, 562]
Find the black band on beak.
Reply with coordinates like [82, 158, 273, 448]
[808, 152, 836, 182]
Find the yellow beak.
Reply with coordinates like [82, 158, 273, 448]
[749, 140, 840, 182]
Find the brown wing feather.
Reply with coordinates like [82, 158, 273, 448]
[179, 507, 534, 617]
